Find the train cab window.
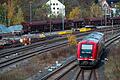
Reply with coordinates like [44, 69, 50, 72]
[80, 44, 93, 58]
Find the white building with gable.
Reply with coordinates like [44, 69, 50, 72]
[46, 0, 65, 17]
[99, 0, 111, 16]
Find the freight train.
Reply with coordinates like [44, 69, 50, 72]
[77, 32, 105, 68]
[21, 17, 120, 34]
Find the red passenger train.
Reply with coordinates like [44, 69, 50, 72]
[77, 32, 105, 68]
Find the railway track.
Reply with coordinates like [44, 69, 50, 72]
[0, 25, 119, 55]
[40, 57, 77, 80]
[0, 31, 92, 59]
[0, 26, 120, 70]
[38, 32, 120, 80]
[0, 40, 68, 69]
[71, 68, 98, 80]
[0, 36, 66, 58]
[0, 32, 88, 69]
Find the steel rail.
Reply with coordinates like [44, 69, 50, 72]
[40, 57, 77, 80]
[0, 27, 120, 70]
[39, 31, 120, 80]
[74, 33, 120, 80]
[0, 26, 119, 61]
[72, 67, 82, 80]
[0, 41, 68, 69]
[0, 32, 88, 69]
[0, 31, 92, 58]
[0, 37, 66, 58]
[105, 33, 120, 47]
[1, 26, 119, 55]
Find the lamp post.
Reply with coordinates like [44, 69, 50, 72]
[4, 8, 7, 26]
[111, 2, 114, 35]
[50, 0, 52, 32]
[62, 0, 64, 31]
[29, 1, 32, 22]
[104, 9, 107, 26]
[112, 18, 113, 35]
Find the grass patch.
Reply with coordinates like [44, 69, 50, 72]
[105, 43, 120, 80]
[0, 45, 77, 80]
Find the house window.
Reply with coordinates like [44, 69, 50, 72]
[56, 3, 58, 5]
[53, 7, 55, 10]
[57, 11, 59, 14]
[57, 8, 59, 10]
[53, 3, 55, 5]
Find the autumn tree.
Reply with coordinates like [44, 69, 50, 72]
[116, 1, 120, 9]
[0, 3, 7, 25]
[0, 0, 104, 23]
[6, 0, 25, 26]
[90, 3, 102, 18]
[67, 34, 77, 46]
[42, 4, 51, 16]
[0, 0, 7, 4]
[68, 7, 81, 20]
[80, 8, 91, 18]
[115, 1, 120, 16]
[12, 6, 24, 25]
[33, 4, 50, 20]
[7, 0, 15, 26]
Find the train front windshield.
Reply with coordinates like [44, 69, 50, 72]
[80, 44, 93, 58]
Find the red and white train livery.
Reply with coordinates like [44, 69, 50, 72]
[77, 32, 105, 67]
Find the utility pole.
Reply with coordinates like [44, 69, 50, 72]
[62, 0, 64, 31]
[104, 6, 107, 36]
[29, 1, 32, 22]
[50, 0, 52, 32]
[4, 8, 7, 26]
[112, 18, 113, 35]
[111, 2, 114, 35]
[104, 8, 107, 26]
[7, 0, 12, 26]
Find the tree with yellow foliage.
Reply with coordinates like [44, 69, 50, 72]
[115, 1, 120, 16]
[68, 7, 81, 20]
[12, 7, 24, 25]
[116, 1, 120, 9]
[7, 0, 14, 26]
[7, 0, 24, 26]
[90, 3, 102, 18]
[67, 34, 77, 46]
[0, 3, 7, 25]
